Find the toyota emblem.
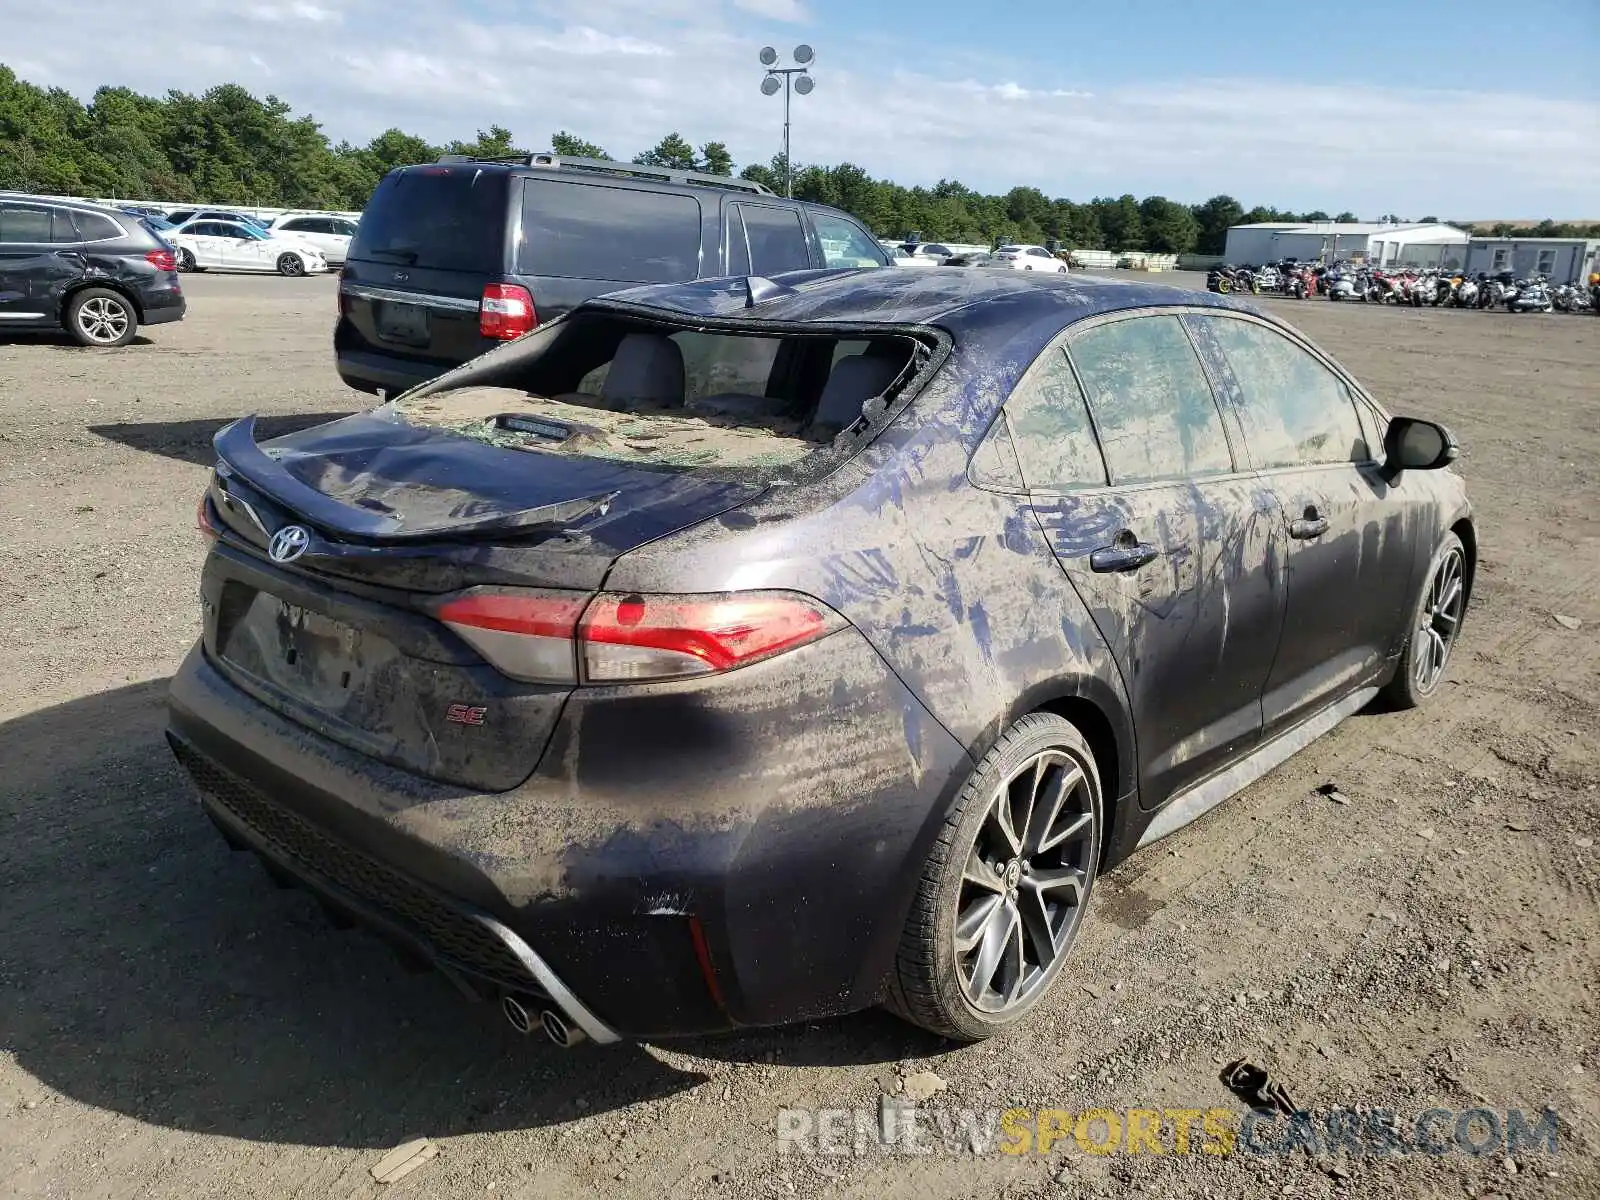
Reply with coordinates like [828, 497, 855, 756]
[267, 524, 311, 563]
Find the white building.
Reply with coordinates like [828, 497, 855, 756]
[1224, 221, 1469, 268]
[1463, 237, 1600, 285]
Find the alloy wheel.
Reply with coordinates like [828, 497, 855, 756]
[278, 254, 305, 277]
[1414, 547, 1465, 693]
[954, 749, 1096, 1013]
[76, 296, 130, 345]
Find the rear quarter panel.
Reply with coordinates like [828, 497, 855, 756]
[604, 317, 1142, 858]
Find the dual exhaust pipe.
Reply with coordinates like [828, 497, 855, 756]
[501, 993, 587, 1048]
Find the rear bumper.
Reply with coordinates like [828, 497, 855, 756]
[139, 285, 186, 324]
[166, 631, 972, 1039]
[333, 312, 464, 396]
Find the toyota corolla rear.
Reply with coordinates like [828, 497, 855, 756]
[167, 298, 971, 1042]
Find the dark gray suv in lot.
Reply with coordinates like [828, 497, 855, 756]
[173, 268, 1473, 1046]
[0, 192, 185, 346]
[334, 153, 891, 396]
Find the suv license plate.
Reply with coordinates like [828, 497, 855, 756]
[376, 301, 429, 345]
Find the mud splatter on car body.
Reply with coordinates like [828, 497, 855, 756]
[167, 267, 1475, 1040]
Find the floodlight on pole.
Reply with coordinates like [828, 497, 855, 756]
[759, 45, 815, 198]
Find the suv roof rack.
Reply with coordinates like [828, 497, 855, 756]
[434, 152, 776, 196]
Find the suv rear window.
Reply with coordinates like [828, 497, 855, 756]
[517, 178, 702, 283]
[348, 168, 510, 273]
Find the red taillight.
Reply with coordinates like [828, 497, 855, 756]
[196, 494, 218, 540]
[435, 589, 838, 684]
[146, 248, 177, 272]
[479, 283, 537, 340]
[337, 267, 349, 315]
[437, 591, 587, 683]
[580, 592, 835, 681]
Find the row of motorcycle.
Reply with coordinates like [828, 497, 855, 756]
[1206, 262, 1599, 313]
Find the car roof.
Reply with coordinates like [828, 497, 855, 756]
[0, 191, 133, 220]
[597, 267, 1254, 344]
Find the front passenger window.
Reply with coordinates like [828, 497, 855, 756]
[1067, 315, 1234, 485]
[1196, 316, 1368, 467]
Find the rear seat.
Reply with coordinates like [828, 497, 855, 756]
[809, 353, 903, 434]
[600, 333, 684, 406]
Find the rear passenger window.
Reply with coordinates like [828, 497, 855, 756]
[1067, 316, 1234, 485]
[1195, 316, 1368, 467]
[1003, 347, 1107, 490]
[51, 209, 80, 242]
[520, 178, 701, 283]
[737, 205, 811, 275]
[0, 205, 52, 243]
[74, 213, 123, 241]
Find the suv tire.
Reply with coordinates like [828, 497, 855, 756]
[65, 288, 138, 348]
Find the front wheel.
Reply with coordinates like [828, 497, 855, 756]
[883, 712, 1103, 1041]
[277, 253, 306, 277]
[65, 288, 138, 347]
[1381, 532, 1467, 710]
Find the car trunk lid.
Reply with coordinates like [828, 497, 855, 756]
[204, 412, 763, 789]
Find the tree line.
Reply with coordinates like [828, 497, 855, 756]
[4, 67, 1594, 254]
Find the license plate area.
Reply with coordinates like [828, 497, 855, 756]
[217, 588, 371, 711]
[374, 300, 430, 346]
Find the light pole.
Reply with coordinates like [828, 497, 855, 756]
[759, 45, 814, 198]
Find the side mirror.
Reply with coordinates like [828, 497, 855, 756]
[1384, 416, 1459, 472]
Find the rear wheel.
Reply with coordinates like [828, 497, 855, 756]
[175, 247, 196, 272]
[1381, 532, 1466, 710]
[65, 288, 137, 347]
[884, 713, 1102, 1041]
[277, 253, 306, 277]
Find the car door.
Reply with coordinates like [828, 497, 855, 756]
[185, 222, 223, 267]
[1012, 312, 1287, 809]
[327, 218, 357, 264]
[1185, 312, 1418, 737]
[214, 222, 258, 269]
[0, 204, 81, 321]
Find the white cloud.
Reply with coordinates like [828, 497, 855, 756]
[6, 0, 1597, 216]
[248, 1, 342, 21]
[731, 0, 809, 22]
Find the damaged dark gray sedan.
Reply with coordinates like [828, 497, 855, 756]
[169, 268, 1474, 1045]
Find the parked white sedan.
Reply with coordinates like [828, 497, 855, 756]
[167, 219, 328, 276]
[991, 244, 1068, 272]
[268, 212, 359, 265]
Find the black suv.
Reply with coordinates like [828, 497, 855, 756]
[0, 192, 185, 346]
[334, 152, 891, 395]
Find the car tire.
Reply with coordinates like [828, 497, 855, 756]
[277, 253, 306, 277]
[1380, 531, 1467, 711]
[64, 288, 138, 348]
[176, 248, 196, 272]
[884, 712, 1103, 1041]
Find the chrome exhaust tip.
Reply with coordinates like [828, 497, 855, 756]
[540, 1008, 588, 1048]
[501, 994, 535, 1035]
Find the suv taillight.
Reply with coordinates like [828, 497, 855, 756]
[436, 590, 840, 684]
[337, 267, 349, 316]
[145, 249, 177, 272]
[479, 283, 537, 340]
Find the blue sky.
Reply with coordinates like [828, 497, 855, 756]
[8, 0, 1598, 217]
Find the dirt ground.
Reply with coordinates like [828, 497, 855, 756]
[1, 272, 1596, 1200]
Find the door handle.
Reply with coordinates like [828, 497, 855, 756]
[1289, 506, 1329, 539]
[1090, 534, 1160, 573]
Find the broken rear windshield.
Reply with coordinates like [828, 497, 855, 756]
[383, 316, 925, 480]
